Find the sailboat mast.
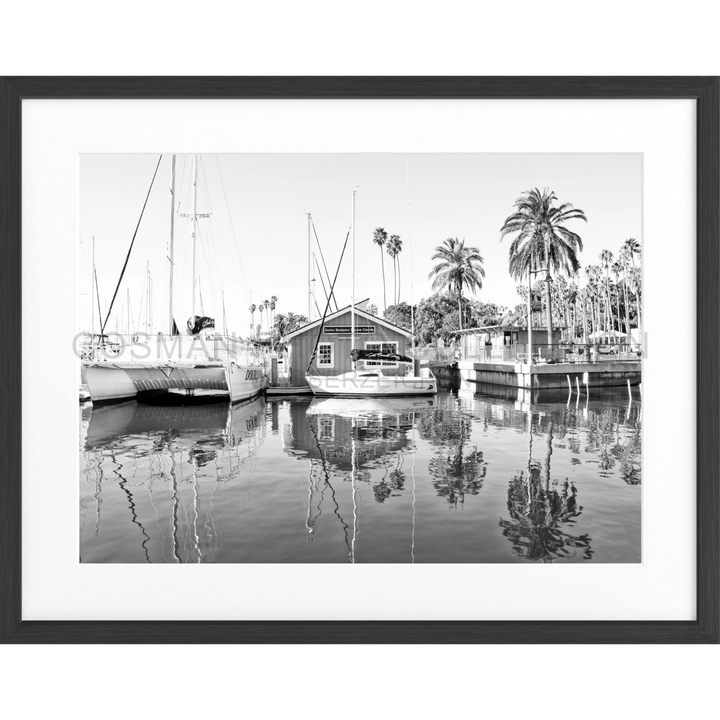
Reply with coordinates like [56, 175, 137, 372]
[351, 190, 356, 365]
[307, 212, 312, 321]
[191, 154, 198, 321]
[90, 235, 95, 334]
[146, 262, 150, 331]
[168, 154, 175, 335]
[222, 287, 227, 336]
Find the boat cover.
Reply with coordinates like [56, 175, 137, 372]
[187, 315, 216, 335]
[351, 348, 414, 364]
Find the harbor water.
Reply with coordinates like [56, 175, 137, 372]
[79, 386, 641, 563]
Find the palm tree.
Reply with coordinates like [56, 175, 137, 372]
[568, 282, 579, 341]
[249, 303, 256, 331]
[372, 227, 388, 311]
[270, 295, 277, 329]
[600, 250, 613, 337]
[428, 237, 485, 331]
[500, 188, 587, 347]
[578, 287, 589, 342]
[611, 260, 623, 336]
[274, 311, 309, 339]
[386, 234, 402, 305]
[627, 267, 642, 335]
[585, 265, 601, 338]
[623, 238, 642, 335]
[619, 246, 632, 335]
[264, 299, 271, 331]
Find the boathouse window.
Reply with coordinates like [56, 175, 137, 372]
[364, 341, 399, 367]
[318, 417, 334, 440]
[317, 342, 334, 368]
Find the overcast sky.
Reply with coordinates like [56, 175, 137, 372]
[79, 152, 641, 335]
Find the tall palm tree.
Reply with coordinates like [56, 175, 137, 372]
[578, 287, 589, 342]
[600, 250, 613, 337]
[500, 188, 587, 347]
[619, 246, 631, 335]
[270, 295, 277, 329]
[611, 260, 623, 336]
[568, 282, 579, 341]
[623, 238, 642, 335]
[584, 265, 601, 338]
[372, 227, 388, 311]
[249, 303, 256, 331]
[627, 267, 642, 335]
[386, 234, 402, 305]
[428, 237, 485, 331]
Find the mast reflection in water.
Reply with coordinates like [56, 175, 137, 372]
[80, 386, 641, 563]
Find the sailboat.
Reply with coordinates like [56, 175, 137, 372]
[305, 190, 437, 398]
[83, 154, 268, 405]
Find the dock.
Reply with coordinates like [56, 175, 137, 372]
[458, 358, 641, 391]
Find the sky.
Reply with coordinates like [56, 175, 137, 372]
[78, 152, 642, 336]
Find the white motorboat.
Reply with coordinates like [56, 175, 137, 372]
[307, 368, 436, 397]
[307, 395, 435, 416]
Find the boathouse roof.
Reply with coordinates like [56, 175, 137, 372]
[282, 302, 414, 341]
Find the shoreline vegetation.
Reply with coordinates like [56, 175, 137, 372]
[252, 187, 641, 352]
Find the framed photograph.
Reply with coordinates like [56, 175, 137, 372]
[1, 77, 717, 643]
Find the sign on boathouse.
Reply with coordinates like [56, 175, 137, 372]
[323, 325, 375, 335]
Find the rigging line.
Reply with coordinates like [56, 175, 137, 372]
[306, 415, 351, 553]
[175, 155, 189, 219]
[313, 254, 332, 307]
[306, 226, 352, 375]
[196, 223, 220, 313]
[406, 159, 415, 348]
[411, 413, 417, 563]
[134, 269, 148, 334]
[205, 222, 229, 317]
[203, 159, 247, 312]
[112, 454, 151, 563]
[94, 266, 102, 334]
[311, 217, 338, 311]
[351, 417, 358, 564]
[215, 155, 251, 303]
[101, 155, 163, 333]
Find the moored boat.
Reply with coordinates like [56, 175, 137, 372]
[82, 154, 267, 405]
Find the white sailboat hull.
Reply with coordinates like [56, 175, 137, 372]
[307, 396, 435, 417]
[84, 361, 267, 404]
[306, 371, 436, 397]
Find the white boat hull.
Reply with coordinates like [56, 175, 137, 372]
[306, 371, 436, 397]
[307, 396, 435, 417]
[84, 361, 267, 404]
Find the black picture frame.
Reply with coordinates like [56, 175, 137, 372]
[1, 77, 717, 644]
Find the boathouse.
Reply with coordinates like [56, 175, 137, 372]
[282, 304, 413, 386]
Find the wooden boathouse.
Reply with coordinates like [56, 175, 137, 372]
[280, 304, 413, 388]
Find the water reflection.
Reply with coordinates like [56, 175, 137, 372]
[80, 385, 641, 563]
[498, 417, 593, 562]
[80, 397, 266, 563]
[417, 400, 488, 508]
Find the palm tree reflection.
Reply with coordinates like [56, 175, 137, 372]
[419, 400, 487, 508]
[499, 416, 593, 562]
[428, 447, 487, 508]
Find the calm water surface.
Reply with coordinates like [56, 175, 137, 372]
[79, 386, 641, 563]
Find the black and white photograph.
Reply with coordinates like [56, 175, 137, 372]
[78, 152, 643, 564]
[5, 73, 720, 647]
